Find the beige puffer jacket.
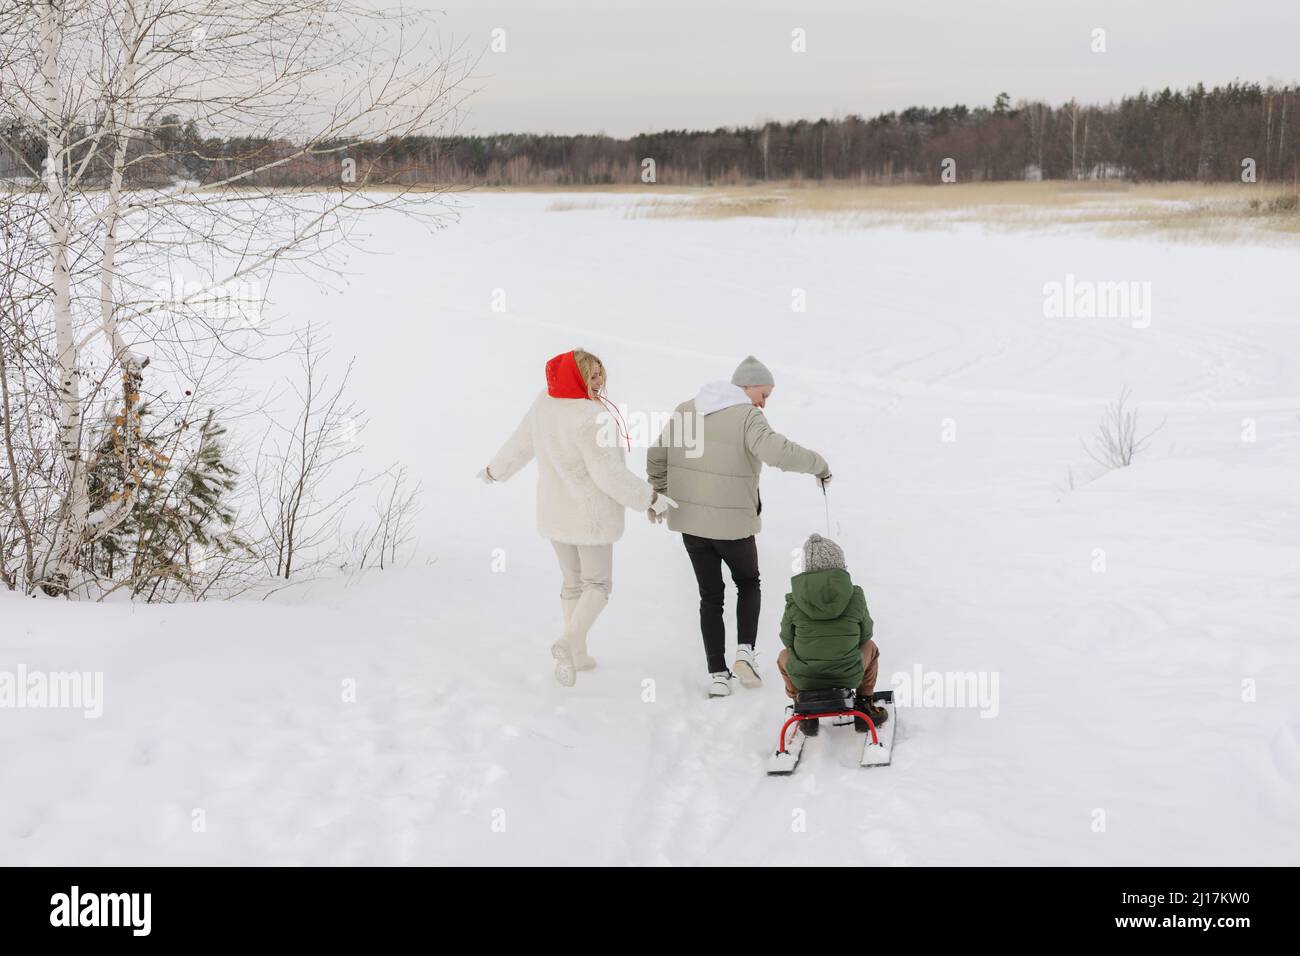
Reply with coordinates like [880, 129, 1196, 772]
[647, 384, 828, 541]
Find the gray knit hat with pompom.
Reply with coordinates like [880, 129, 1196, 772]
[802, 533, 845, 572]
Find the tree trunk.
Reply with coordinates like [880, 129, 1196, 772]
[93, 0, 147, 541]
[41, 0, 86, 594]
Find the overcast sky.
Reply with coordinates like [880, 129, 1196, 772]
[416, 0, 1300, 137]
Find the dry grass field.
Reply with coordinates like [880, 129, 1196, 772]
[540, 180, 1300, 242]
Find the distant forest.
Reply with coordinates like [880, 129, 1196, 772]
[4, 82, 1299, 188]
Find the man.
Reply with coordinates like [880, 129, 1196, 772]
[647, 356, 831, 697]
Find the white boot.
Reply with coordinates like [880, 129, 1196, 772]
[553, 589, 607, 685]
[733, 644, 762, 689]
[708, 670, 734, 698]
[561, 598, 597, 671]
[550, 640, 577, 687]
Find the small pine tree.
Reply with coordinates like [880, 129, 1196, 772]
[88, 406, 246, 599]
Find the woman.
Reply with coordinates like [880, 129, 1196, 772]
[479, 349, 676, 686]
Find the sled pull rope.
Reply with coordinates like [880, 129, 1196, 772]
[822, 484, 831, 536]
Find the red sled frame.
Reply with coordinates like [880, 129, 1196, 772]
[777, 709, 877, 754]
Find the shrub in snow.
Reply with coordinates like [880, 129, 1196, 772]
[1082, 387, 1163, 471]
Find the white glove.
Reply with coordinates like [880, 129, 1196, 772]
[815, 472, 832, 490]
[649, 492, 678, 516]
[477, 467, 496, 485]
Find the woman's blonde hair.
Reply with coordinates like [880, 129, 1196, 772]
[572, 349, 605, 399]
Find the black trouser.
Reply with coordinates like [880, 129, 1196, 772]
[681, 533, 761, 674]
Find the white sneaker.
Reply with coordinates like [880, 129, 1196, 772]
[733, 644, 762, 688]
[708, 670, 734, 698]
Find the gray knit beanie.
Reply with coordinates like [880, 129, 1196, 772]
[802, 533, 846, 572]
[731, 355, 774, 387]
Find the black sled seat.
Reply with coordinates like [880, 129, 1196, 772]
[793, 688, 856, 714]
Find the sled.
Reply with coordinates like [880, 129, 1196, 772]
[766, 688, 896, 775]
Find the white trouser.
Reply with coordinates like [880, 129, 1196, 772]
[550, 541, 613, 600]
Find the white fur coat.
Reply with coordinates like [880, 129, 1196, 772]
[489, 391, 654, 545]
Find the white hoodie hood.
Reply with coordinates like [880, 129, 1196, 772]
[695, 381, 752, 416]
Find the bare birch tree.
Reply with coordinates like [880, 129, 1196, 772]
[0, 0, 470, 596]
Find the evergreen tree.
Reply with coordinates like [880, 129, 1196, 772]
[88, 406, 246, 599]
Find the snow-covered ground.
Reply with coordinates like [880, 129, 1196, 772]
[3, 192, 1299, 865]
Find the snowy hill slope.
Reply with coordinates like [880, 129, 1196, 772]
[2, 193, 1298, 864]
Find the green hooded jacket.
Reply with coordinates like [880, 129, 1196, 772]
[779, 568, 873, 691]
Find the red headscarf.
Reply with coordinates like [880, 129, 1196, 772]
[545, 350, 590, 399]
[544, 350, 631, 449]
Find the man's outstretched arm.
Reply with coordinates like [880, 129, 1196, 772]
[744, 409, 829, 477]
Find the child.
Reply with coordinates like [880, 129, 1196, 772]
[776, 533, 887, 724]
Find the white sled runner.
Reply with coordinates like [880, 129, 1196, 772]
[767, 690, 896, 775]
[858, 691, 896, 767]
